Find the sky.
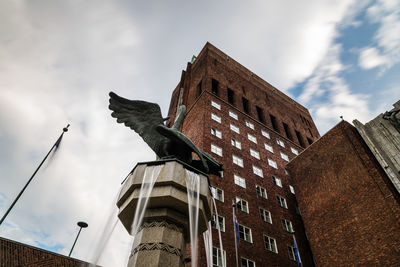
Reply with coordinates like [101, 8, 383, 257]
[0, 0, 399, 266]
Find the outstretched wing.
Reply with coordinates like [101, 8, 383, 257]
[109, 91, 167, 156]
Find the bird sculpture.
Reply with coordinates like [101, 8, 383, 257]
[109, 91, 223, 176]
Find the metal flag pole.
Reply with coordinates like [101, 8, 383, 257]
[69, 221, 88, 257]
[232, 200, 239, 267]
[0, 124, 70, 226]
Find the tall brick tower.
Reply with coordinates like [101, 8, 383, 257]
[167, 43, 319, 267]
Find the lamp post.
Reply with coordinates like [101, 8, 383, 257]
[68, 221, 88, 257]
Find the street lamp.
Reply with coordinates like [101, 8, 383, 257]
[68, 221, 88, 257]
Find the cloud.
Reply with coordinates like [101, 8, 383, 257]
[358, 0, 400, 70]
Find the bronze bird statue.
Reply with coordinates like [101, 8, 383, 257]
[109, 91, 223, 176]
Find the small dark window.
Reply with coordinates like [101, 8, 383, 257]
[308, 128, 314, 137]
[197, 80, 202, 97]
[283, 122, 293, 141]
[227, 88, 234, 105]
[212, 79, 219, 96]
[270, 114, 279, 132]
[256, 106, 265, 123]
[307, 137, 313, 145]
[242, 97, 249, 114]
[295, 130, 306, 148]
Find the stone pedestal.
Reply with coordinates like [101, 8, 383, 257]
[116, 160, 211, 267]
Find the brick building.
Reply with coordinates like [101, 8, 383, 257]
[287, 116, 400, 265]
[167, 42, 319, 267]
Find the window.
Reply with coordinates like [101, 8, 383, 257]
[232, 155, 244, 167]
[256, 106, 265, 123]
[229, 111, 238, 120]
[245, 121, 254, 130]
[281, 219, 294, 233]
[241, 258, 255, 267]
[231, 138, 242, 149]
[280, 152, 289, 161]
[235, 197, 249, 213]
[295, 130, 306, 148]
[260, 208, 272, 224]
[268, 158, 278, 169]
[197, 80, 202, 97]
[211, 144, 222, 156]
[272, 176, 282, 187]
[211, 113, 221, 123]
[261, 130, 270, 139]
[230, 124, 240, 134]
[242, 97, 249, 114]
[290, 147, 299, 155]
[250, 148, 260, 159]
[277, 195, 288, 209]
[212, 79, 219, 96]
[283, 122, 293, 141]
[307, 137, 313, 145]
[211, 100, 221, 110]
[252, 165, 263, 178]
[212, 214, 225, 232]
[211, 127, 222, 139]
[264, 235, 278, 253]
[288, 246, 296, 261]
[264, 143, 274, 153]
[256, 185, 267, 199]
[234, 174, 246, 188]
[284, 168, 289, 175]
[211, 186, 224, 202]
[227, 88, 234, 105]
[276, 138, 285, 147]
[248, 133, 257, 143]
[289, 185, 295, 194]
[238, 224, 252, 243]
[270, 114, 279, 132]
[213, 247, 226, 267]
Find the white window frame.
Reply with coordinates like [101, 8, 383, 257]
[277, 195, 288, 209]
[212, 214, 225, 232]
[211, 127, 222, 139]
[234, 174, 246, 188]
[268, 158, 278, 169]
[235, 197, 249, 213]
[288, 246, 296, 261]
[280, 151, 289, 162]
[265, 143, 274, 153]
[232, 155, 243, 167]
[252, 165, 263, 178]
[260, 208, 272, 224]
[261, 130, 270, 139]
[250, 148, 260, 159]
[231, 138, 242, 149]
[211, 100, 221, 110]
[245, 121, 255, 130]
[289, 185, 295, 194]
[211, 113, 221, 123]
[281, 218, 294, 233]
[212, 246, 226, 267]
[238, 223, 253, 243]
[248, 133, 257, 144]
[272, 176, 282, 187]
[211, 186, 224, 202]
[256, 185, 267, 199]
[264, 235, 278, 253]
[211, 144, 222, 157]
[276, 138, 285, 147]
[241, 257, 256, 267]
[230, 124, 240, 134]
[229, 110, 238, 120]
[291, 147, 299, 155]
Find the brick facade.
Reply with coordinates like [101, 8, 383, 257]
[287, 121, 400, 266]
[168, 43, 318, 267]
[0, 237, 91, 267]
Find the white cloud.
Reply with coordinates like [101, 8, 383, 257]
[358, 0, 400, 70]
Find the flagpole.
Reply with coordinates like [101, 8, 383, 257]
[0, 124, 70, 226]
[292, 231, 302, 266]
[232, 200, 239, 267]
